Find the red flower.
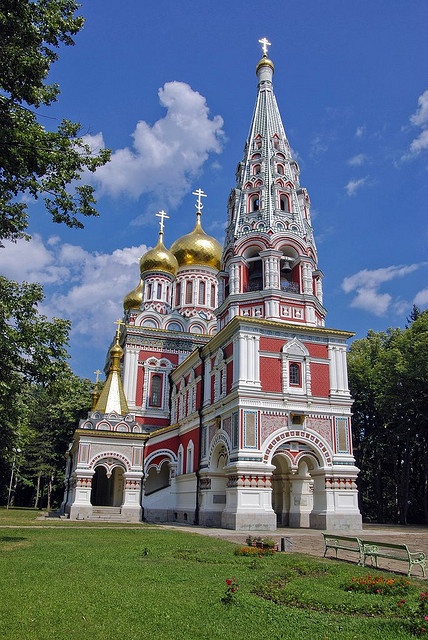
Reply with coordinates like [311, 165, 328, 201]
[226, 579, 232, 586]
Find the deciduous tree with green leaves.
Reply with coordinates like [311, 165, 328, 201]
[348, 309, 428, 524]
[0, 277, 71, 502]
[18, 373, 93, 509]
[0, 0, 110, 242]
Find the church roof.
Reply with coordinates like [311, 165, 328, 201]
[94, 326, 129, 415]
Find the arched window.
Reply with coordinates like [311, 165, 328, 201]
[253, 164, 261, 175]
[147, 283, 152, 299]
[249, 194, 260, 212]
[149, 374, 163, 407]
[277, 164, 284, 175]
[198, 281, 206, 305]
[185, 281, 193, 304]
[175, 282, 181, 306]
[289, 363, 301, 386]
[248, 259, 263, 291]
[280, 194, 290, 212]
[157, 283, 162, 299]
[210, 283, 216, 307]
[186, 441, 194, 474]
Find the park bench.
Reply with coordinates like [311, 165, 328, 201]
[360, 539, 426, 577]
[322, 533, 363, 564]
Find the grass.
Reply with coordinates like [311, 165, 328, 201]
[0, 508, 426, 640]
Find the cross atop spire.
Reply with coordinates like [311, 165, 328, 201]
[156, 209, 169, 234]
[258, 37, 271, 57]
[94, 369, 102, 383]
[192, 188, 207, 214]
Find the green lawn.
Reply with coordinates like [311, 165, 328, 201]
[0, 508, 425, 640]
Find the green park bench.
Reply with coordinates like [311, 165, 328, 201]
[360, 539, 426, 577]
[322, 533, 364, 564]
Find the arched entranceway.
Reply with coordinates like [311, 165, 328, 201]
[144, 461, 170, 495]
[199, 440, 229, 527]
[272, 451, 317, 528]
[91, 465, 125, 507]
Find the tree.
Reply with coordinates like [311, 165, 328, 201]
[17, 372, 93, 509]
[0, 0, 110, 243]
[348, 311, 428, 524]
[0, 276, 71, 502]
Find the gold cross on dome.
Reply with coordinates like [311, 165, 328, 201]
[192, 188, 207, 212]
[94, 369, 102, 383]
[114, 318, 125, 339]
[155, 209, 169, 233]
[259, 37, 271, 56]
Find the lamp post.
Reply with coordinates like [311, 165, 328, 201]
[6, 448, 21, 509]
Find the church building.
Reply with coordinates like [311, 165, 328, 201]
[62, 40, 362, 531]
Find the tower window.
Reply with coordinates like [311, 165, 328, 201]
[147, 283, 152, 299]
[175, 282, 181, 306]
[198, 281, 206, 305]
[280, 194, 290, 212]
[277, 164, 284, 175]
[253, 164, 261, 175]
[149, 374, 163, 407]
[248, 259, 263, 291]
[157, 283, 162, 299]
[289, 363, 301, 386]
[249, 194, 260, 212]
[185, 281, 193, 304]
[210, 283, 216, 306]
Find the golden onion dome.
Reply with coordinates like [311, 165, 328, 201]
[139, 234, 178, 276]
[123, 279, 143, 311]
[170, 213, 222, 270]
[256, 54, 275, 75]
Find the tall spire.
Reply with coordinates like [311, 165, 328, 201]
[224, 39, 315, 254]
[94, 321, 129, 415]
[218, 40, 325, 329]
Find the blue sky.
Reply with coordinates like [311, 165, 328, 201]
[1, 0, 427, 380]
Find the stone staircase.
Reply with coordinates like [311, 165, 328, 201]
[89, 506, 130, 522]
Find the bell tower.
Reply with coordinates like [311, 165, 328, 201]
[218, 39, 325, 330]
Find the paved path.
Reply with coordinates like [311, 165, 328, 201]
[160, 522, 428, 578]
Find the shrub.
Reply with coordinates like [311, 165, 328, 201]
[398, 591, 428, 636]
[343, 575, 411, 596]
[235, 545, 275, 557]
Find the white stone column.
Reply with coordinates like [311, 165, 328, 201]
[328, 345, 338, 394]
[69, 469, 94, 520]
[203, 357, 211, 405]
[302, 262, 313, 294]
[122, 473, 143, 521]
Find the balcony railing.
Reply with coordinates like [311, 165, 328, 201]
[281, 281, 299, 293]
[242, 280, 300, 293]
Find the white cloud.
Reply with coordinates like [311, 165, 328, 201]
[409, 129, 428, 155]
[355, 126, 366, 138]
[342, 264, 425, 316]
[0, 236, 148, 347]
[402, 90, 428, 159]
[414, 288, 428, 308]
[90, 82, 225, 207]
[410, 90, 428, 127]
[347, 153, 366, 167]
[344, 176, 369, 196]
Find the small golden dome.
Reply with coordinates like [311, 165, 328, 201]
[123, 279, 143, 311]
[170, 214, 222, 270]
[139, 234, 178, 276]
[256, 55, 275, 75]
